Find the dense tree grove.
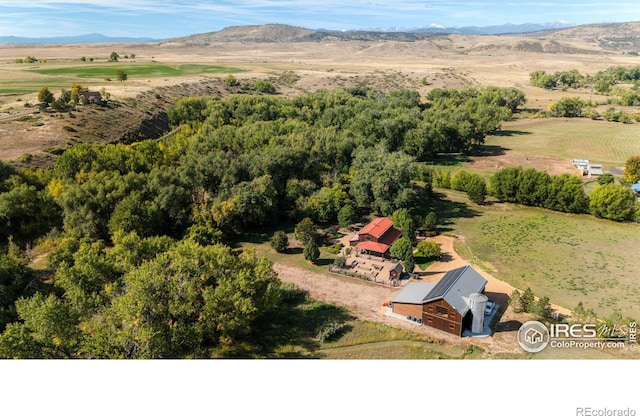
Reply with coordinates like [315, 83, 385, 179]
[530, 66, 640, 94]
[489, 167, 590, 214]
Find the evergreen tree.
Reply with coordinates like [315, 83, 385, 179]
[303, 239, 320, 263]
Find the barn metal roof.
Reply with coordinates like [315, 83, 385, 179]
[390, 282, 435, 304]
[425, 265, 487, 315]
[390, 265, 487, 316]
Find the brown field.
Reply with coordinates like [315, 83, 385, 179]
[2, 26, 640, 165]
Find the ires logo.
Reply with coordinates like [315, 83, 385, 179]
[517, 321, 632, 353]
[517, 321, 550, 353]
[548, 323, 597, 338]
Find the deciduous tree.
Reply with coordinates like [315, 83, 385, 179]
[294, 217, 318, 245]
[37, 87, 54, 106]
[623, 155, 640, 184]
[589, 183, 637, 221]
[337, 204, 358, 229]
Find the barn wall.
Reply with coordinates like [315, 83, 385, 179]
[392, 303, 422, 318]
[423, 299, 462, 336]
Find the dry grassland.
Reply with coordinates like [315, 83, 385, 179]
[1, 35, 639, 165]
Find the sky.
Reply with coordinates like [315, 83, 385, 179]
[1, 0, 640, 39]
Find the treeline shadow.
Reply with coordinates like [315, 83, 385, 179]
[422, 192, 482, 232]
[468, 144, 510, 157]
[491, 129, 532, 137]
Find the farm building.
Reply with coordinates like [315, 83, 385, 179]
[390, 265, 489, 336]
[350, 217, 402, 258]
[389, 263, 403, 280]
[572, 159, 603, 176]
[80, 91, 103, 105]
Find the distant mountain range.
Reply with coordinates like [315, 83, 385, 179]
[364, 22, 573, 35]
[0, 21, 629, 45]
[0, 33, 158, 44]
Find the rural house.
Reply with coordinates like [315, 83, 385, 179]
[80, 91, 103, 105]
[390, 265, 489, 336]
[350, 217, 402, 258]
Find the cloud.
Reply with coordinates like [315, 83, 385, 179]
[2, 1, 640, 37]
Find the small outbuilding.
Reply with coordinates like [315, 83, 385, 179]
[389, 263, 403, 280]
[572, 158, 604, 176]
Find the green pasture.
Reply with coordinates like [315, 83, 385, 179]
[0, 63, 244, 95]
[30, 63, 244, 79]
[489, 118, 640, 168]
[435, 189, 640, 321]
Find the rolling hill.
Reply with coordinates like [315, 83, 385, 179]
[163, 22, 640, 54]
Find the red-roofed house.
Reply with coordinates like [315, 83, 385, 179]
[350, 217, 402, 257]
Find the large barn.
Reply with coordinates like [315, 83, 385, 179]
[390, 265, 489, 336]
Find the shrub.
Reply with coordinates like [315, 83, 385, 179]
[466, 175, 487, 204]
[327, 243, 343, 255]
[269, 230, 289, 253]
[224, 75, 239, 87]
[450, 170, 474, 191]
[416, 240, 441, 259]
[423, 212, 437, 231]
[317, 321, 347, 342]
[253, 80, 276, 94]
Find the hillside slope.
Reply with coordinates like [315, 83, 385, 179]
[164, 22, 640, 54]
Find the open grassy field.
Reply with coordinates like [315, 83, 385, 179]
[433, 189, 640, 321]
[488, 118, 640, 169]
[0, 62, 244, 94]
[30, 63, 244, 79]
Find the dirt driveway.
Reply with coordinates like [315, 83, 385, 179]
[273, 235, 565, 356]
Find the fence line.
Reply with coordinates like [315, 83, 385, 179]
[328, 265, 401, 287]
